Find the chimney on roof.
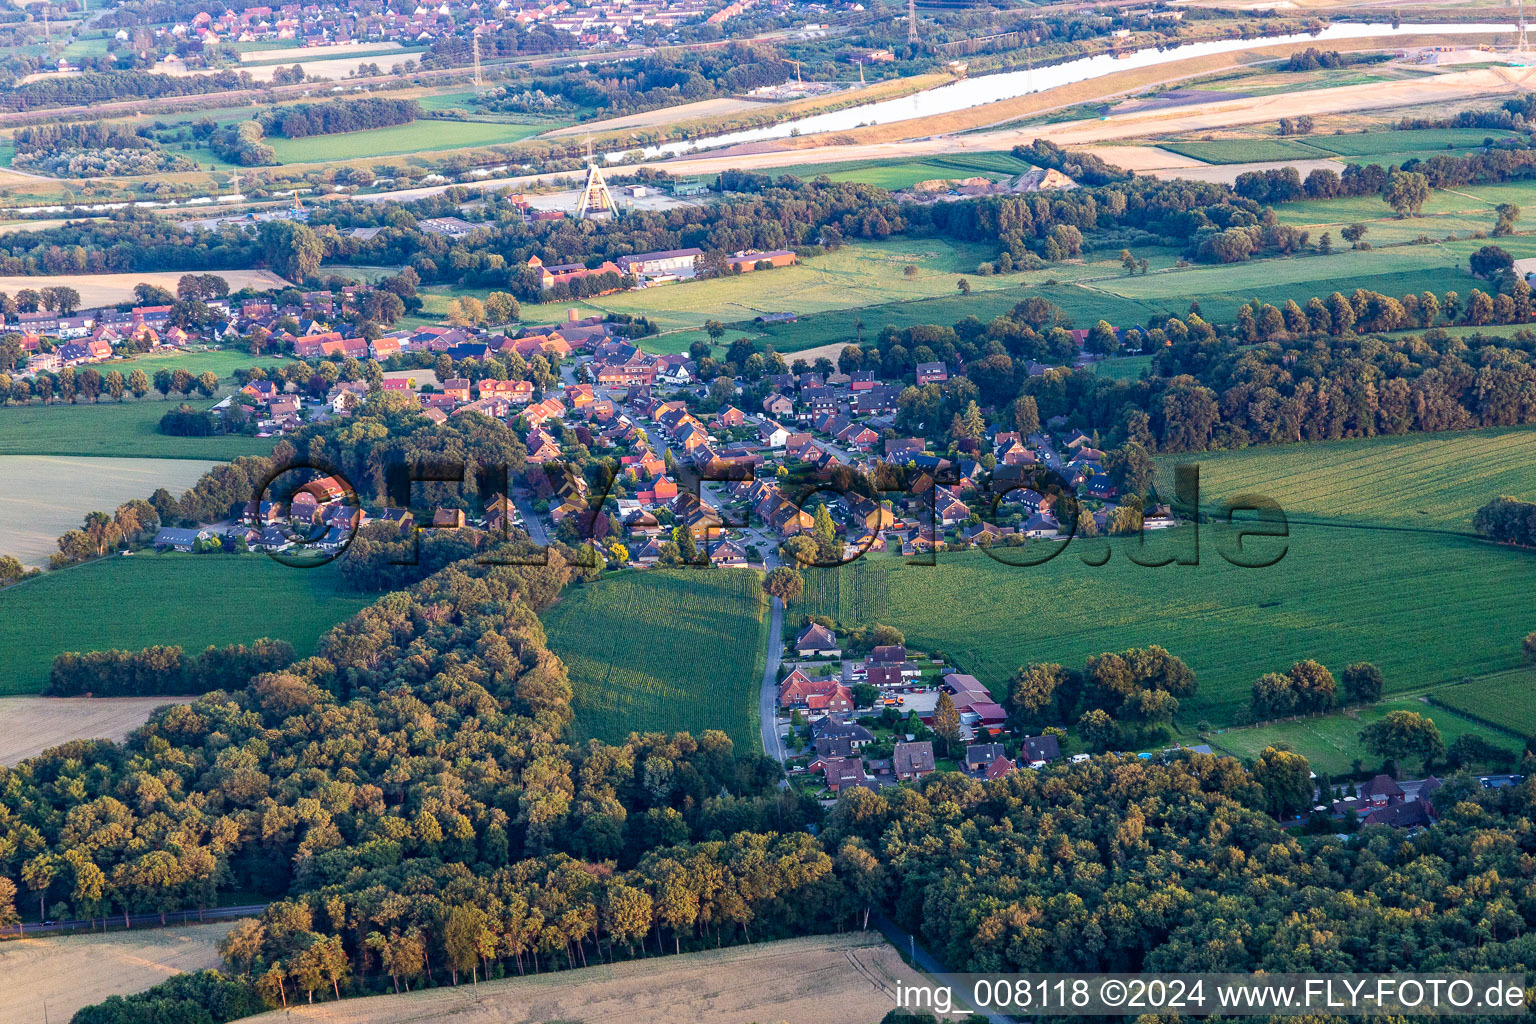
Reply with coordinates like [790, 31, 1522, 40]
[567, 307, 579, 322]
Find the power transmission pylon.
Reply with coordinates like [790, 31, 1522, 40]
[907, 0, 917, 43]
[472, 33, 482, 88]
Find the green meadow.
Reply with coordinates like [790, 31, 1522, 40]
[0, 400, 277, 460]
[1210, 695, 1523, 776]
[265, 119, 551, 164]
[762, 151, 1033, 190]
[0, 555, 372, 694]
[794, 526, 1536, 728]
[0, 351, 288, 460]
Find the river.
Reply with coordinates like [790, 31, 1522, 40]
[614, 21, 1517, 160]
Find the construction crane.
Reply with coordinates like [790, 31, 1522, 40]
[785, 58, 803, 85]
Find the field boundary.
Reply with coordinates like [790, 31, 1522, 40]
[1427, 678, 1536, 742]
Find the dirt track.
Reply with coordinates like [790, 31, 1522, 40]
[245, 933, 939, 1024]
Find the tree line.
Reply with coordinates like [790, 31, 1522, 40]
[0, 69, 255, 112]
[48, 639, 295, 697]
[827, 280, 1536, 455]
[12, 121, 153, 154]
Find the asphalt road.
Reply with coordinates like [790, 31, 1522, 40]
[513, 496, 550, 546]
[15, 903, 269, 936]
[760, 595, 787, 763]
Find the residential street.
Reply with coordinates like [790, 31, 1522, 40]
[513, 496, 550, 546]
[760, 595, 787, 763]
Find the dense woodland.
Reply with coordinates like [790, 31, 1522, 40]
[0, 69, 255, 112]
[840, 757, 1536, 976]
[12, 121, 152, 154]
[1007, 646, 1196, 751]
[256, 98, 420, 139]
[199, 119, 276, 167]
[4, 545, 1534, 1024]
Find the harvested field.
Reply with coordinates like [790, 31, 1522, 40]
[240, 40, 405, 62]
[0, 696, 187, 766]
[244, 54, 422, 82]
[784, 341, 856, 367]
[0, 921, 237, 1024]
[0, 455, 220, 566]
[1078, 145, 1208, 171]
[0, 270, 290, 307]
[1136, 157, 1347, 185]
[243, 933, 935, 1024]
